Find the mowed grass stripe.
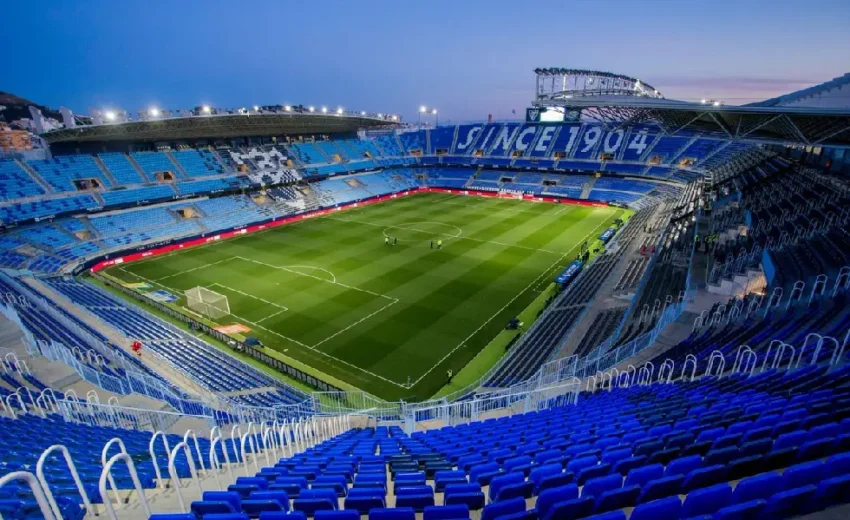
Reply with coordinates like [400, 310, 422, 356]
[106, 192, 623, 400]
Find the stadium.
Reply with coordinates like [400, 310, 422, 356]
[3, 7, 850, 518]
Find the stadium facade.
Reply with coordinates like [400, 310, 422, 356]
[1, 69, 850, 519]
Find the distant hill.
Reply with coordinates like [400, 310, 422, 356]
[0, 91, 63, 123]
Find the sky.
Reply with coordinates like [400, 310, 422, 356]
[3, 0, 849, 123]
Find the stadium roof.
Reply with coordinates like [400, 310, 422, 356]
[41, 112, 397, 144]
[747, 73, 850, 108]
[537, 96, 850, 148]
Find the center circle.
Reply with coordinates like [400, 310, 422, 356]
[382, 221, 463, 242]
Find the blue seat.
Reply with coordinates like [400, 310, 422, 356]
[292, 495, 336, 512]
[636, 475, 684, 504]
[270, 477, 308, 497]
[241, 500, 286, 516]
[444, 483, 485, 511]
[488, 472, 525, 501]
[469, 463, 500, 486]
[493, 481, 533, 502]
[434, 471, 467, 492]
[774, 430, 807, 451]
[796, 437, 834, 462]
[826, 452, 850, 478]
[731, 472, 782, 504]
[680, 483, 732, 518]
[704, 447, 740, 466]
[313, 475, 348, 497]
[423, 504, 470, 520]
[541, 496, 593, 520]
[191, 500, 237, 517]
[149, 516, 196, 520]
[369, 507, 416, 520]
[481, 497, 525, 520]
[630, 496, 681, 520]
[343, 495, 384, 514]
[624, 464, 664, 488]
[203, 491, 242, 511]
[782, 461, 825, 490]
[759, 485, 817, 519]
[712, 499, 766, 520]
[535, 483, 578, 517]
[577, 463, 612, 486]
[811, 474, 850, 509]
[665, 455, 702, 477]
[681, 464, 727, 493]
[582, 474, 621, 498]
[592, 485, 639, 514]
[566, 455, 598, 474]
[201, 514, 250, 520]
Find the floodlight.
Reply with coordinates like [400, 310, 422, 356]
[701, 99, 707, 104]
[253, 105, 260, 112]
[712, 101, 721, 107]
[378, 113, 383, 117]
[284, 105, 291, 111]
[149, 108, 160, 117]
[391, 115, 398, 121]
[104, 111, 116, 121]
[309, 106, 315, 112]
[360, 111, 366, 116]
[431, 108, 437, 115]
[336, 107, 343, 115]
[321, 106, 328, 113]
[419, 105, 427, 113]
[202, 105, 211, 113]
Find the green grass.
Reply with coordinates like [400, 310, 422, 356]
[104, 192, 624, 400]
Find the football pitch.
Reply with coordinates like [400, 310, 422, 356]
[104, 192, 625, 400]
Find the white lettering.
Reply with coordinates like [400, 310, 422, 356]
[477, 126, 497, 151]
[581, 127, 602, 152]
[514, 127, 537, 151]
[603, 130, 624, 153]
[563, 125, 580, 153]
[627, 130, 650, 155]
[456, 127, 480, 150]
[493, 125, 520, 152]
[534, 126, 556, 152]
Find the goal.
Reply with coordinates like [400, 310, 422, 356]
[184, 286, 230, 319]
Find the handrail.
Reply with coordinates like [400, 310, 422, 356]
[5, 392, 26, 418]
[99, 453, 151, 520]
[36, 445, 95, 519]
[168, 440, 202, 512]
[149, 431, 171, 489]
[230, 424, 244, 463]
[209, 436, 234, 489]
[183, 429, 208, 475]
[101, 437, 128, 509]
[706, 351, 726, 377]
[0, 471, 57, 520]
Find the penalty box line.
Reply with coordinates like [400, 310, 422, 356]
[115, 252, 409, 389]
[408, 206, 621, 388]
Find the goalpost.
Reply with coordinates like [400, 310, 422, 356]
[184, 286, 230, 319]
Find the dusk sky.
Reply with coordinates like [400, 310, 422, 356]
[4, 0, 849, 123]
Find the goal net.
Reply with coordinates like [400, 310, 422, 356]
[184, 286, 230, 319]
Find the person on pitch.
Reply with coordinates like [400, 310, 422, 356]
[437, 239, 442, 249]
[385, 236, 390, 245]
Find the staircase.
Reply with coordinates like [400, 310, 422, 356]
[91, 190, 106, 207]
[93, 155, 120, 186]
[126, 153, 152, 182]
[79, 217, 106, 248]
[164, 150, 189, 178]
[15, 158, 54, 193]
[580, 177, 597, 199]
